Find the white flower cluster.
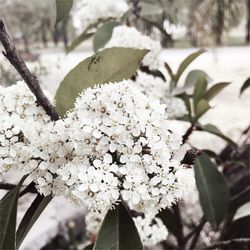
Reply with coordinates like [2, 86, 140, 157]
[0, 82, 52, 181]
[0, 81, 194, 216]
[134, 215, 168, 247]
[130, 71, 187, 119]
[85, 210, 168, 247]
[72, 0, 128, 33]
[55, 81, 191, 214]
[104, 25, 163, 70]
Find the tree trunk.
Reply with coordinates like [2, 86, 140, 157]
[53, 26, 60, 46]
[246, 0, 250, 43]
[214, 0, 225, 45]
[41, 22, 48, 48]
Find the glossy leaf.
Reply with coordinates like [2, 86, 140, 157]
[233, 202, 250, 221]
[194, 100, 210, 123]
[199, 124, 237, 147]
[204, 82, 230, 101]
[55, 0, 73, 26]
[240, 78, 250, 97]
[16, 194, 53, 248]
[66, 32, 94, 54]
[0, 176, 26, 250]
[194, 154, 230, 228]
[185, 69, 210, 87]
[164, 62, 174, 81]
[175, 49, 206, 85]
[93, 21, 119, 52]
[193, 75, 208, 111]
[93, 203, 143, 250]
[55, 48, 148, 116]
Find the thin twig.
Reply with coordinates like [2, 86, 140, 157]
[202, 238, 250, 250]
[185, 217, 206, 243]
[0, 20, 59, 120]
[0, 183, 17, 190]
[188, 217, 206, 250]
[19, 182, 37, 197]
[183, 124, 195, 144]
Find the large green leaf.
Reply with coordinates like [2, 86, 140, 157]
[55, 47, 148, 116]
[0, 176, 26, 249]
[16, 194, 53, 248]
[194, 99, 210, 121]
[198, 123, 237, 147]
[93, 21, 120, 52]
[194, 154, 230, 228]
[55, 0, 73, 26]
[204, 82, 230, 101]
[240, 78, 250, 97]
[193, 75, 208, 111]
[174, 49, 206, 85]
[66, 32, 94, 54]
[93, 203, 143, 250]
[185, 70, 210, 87]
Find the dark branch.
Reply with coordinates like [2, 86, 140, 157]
[0, 20, 59, 121]
[188, 217, 206, 250]
[184, 216, 206, 243]
[183, 124, 195, 144]
[0, 183, 17, 190]
[202, 238, 250, 250]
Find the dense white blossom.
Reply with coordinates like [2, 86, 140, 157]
[0, 81, 194, 216]
[72, 0, 128, 33]
[134, 215, 168, 247]
[0, 82, 52, 181]
[104, 25, 163, 70]
[131, 71, 187, 119]
[85, 210, 168, 247]
[55, 81, 191, 213]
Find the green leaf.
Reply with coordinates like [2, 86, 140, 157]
[240, 78, 250, 97]
[157, 207, 182, 240]
[164, 62, 174, 81]
[0, 176, 27, 250]
[93, 203, 143, 250]
[198, 124, 237, 147]
[185, 70, 210, 87]
[16, 194, 53, 248]
[202, 149, 221, 162]
[66, 32, 94, 54]
[204, 82, 230, 101]
[93, 21, 120, 52]
[193, 75, 208, 111]
[194, 99, 210, 121]
[194, 154, 230, 228]
[55, 0, 73, 26]
[233, 202, 250, 221]
[175, 49, 206, 85]
[55, 47, 148, 116]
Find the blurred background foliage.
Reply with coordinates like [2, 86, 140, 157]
[0, 0, 250, 54]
